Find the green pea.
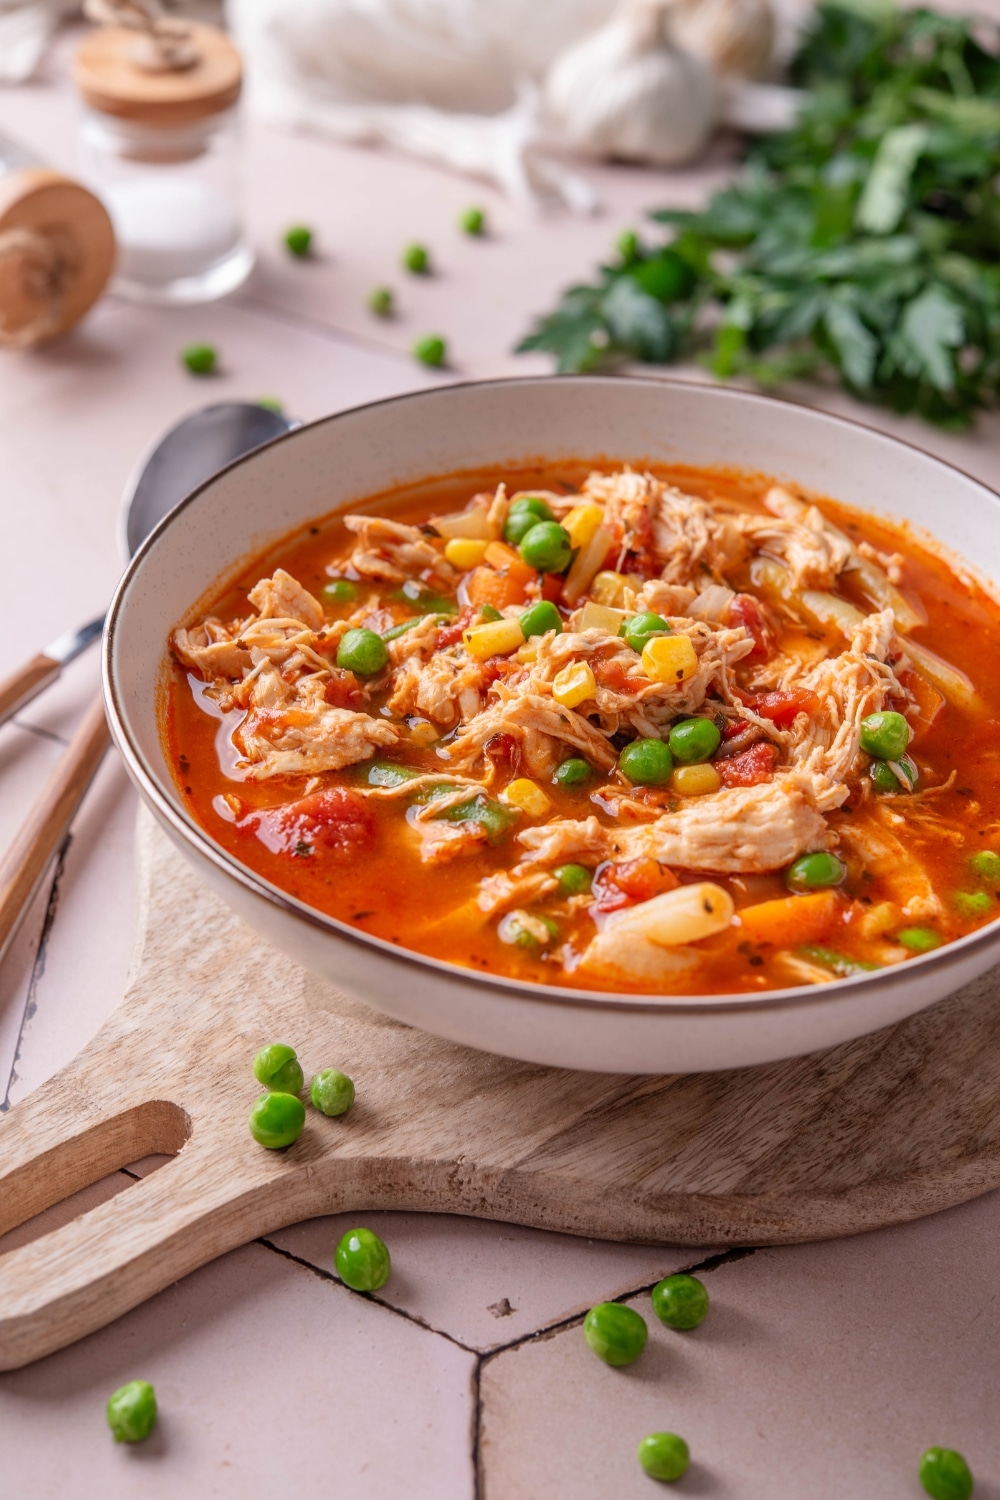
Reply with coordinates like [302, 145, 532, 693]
[337, 627, 389, 677]
[437, 795, 518, 844]
[284, 224, 313, 257]
[181, 343, 217, 376]
[106, 1380, 157, 1444]
[335, 1227, 391, 1291]
[323, 579, 358, 604]
[785, 851, 847, 892]
[459, 205, 486, 235]
[504, 508, 543, 546]
[919, 1447, 974, 1500]
[555, 863, 592, 896]
[257, 396, 284, 413]
[859, 710, 910, 760]
[368, 286, 394, 318]
[870, 753, 918, 794]
[651, 1273, 709, 1330]
[668, 717, 721, 764]
[310, 1068, 355, 1117]
[621, 612, 670, 654]
[519, 600, 562, 638]
[519, 521, 572, 574]
[897, 927, 942, 952]
[637, 1432, 690, 1483]
[582, 1302, 648, 1366]
[249, 1092, 306, 1149]
[954, 890, 993, 919]
[413, 334, 447, 368]
[510, 495, 555, 523]
[617, 228, 640, 263]
[970, 849, 1000, 883]
[618, 738, 673, 787]
[402, 243, 430, 274]
[553, 757, 592, 789]
[253, 1043, 304, 1094]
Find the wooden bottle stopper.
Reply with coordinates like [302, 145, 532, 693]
[0, 169, 115, 348]
[73, 22, 242, 128]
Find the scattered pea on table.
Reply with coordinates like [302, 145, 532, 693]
[248, 1092, 306, 1149]
[283, 225, 314, 257]
[310, 1068, 355, 1117]
[637, 1432, 690, 1483]
[106, 1380, 158, 1444]
[582, 1302, 648, 1366]
[335, 1227, 391, 1291]
[368, 286, 394, 318]
[412, 334, 447, 368]
[181, 343, 217, 376]
[919, 1446, 974, 1500]
[459, 205, 486, 235]
[402, 243, 430, 274]
[651, 1273, 709, 1330]
[253, 1042, 304, 1094]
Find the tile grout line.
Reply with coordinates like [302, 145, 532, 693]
[1, 836, 72, 1112]
[231, 289, 458, 374]
[11, 718, 70, 748]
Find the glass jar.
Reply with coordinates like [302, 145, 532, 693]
[73, 20, 253, 305]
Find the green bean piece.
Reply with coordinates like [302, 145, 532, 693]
[284, 224, 313, 257]
[402, 243, 430, 273]
[436, 795, 518, 844]
[399, 579, 459, 613]
[896, 927, 942, 952]
[382, 614, 435, 642]
[919, 1447, 974, 1500]
[954, 890, 993, 919]
[651, 1273, 709, 1330]
[668, 716, 721, 764]
[621, 611, 671, 654]
[519, 521, 572, 574]
[785, 851, 846, 892]
[798, 945, 879, 977]
[519, 600, 563, 638]
[555, 863, 592, 896]
[310, 1068, 355, 1118]
[480, 603, 504, 621]
[366, 761, 422, 788]
[106, 1380, 158, 1444]
[335, 1227, 391, 1291]
[583, 1302, 648, 1366]
[413, 334, 447, 367]
[618, 738, 673, 787]
[253, 1042, 304, 1095]
[368, 285, 394, 317]
[337, 627, 389, 677]
[322, 579, 358, 604]
[970, 849, 1000, 883]
[248, 1092, 306, 1149]
[859, 710, 910, 760]
[637, 1432, 690, 1483]
[499, 911, 560, 950]
[553, 757, 592, 789]
[459, 205, 486, 235]
[181, 343, 217, 376]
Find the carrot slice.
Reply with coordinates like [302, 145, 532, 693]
[466, 563, 532, 610]
[738, 890, 840, 948]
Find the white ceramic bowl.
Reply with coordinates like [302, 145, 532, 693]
[104, 377, 1000, 1073]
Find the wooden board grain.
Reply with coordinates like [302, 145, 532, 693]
[0, 809, 999, 1370]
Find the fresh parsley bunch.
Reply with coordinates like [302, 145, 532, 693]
[517, 0, 1000, 428]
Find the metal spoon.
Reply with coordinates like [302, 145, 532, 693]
[0, 401, 296, 966]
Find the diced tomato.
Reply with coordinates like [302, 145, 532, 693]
[485, 731, 522, 778]
[735, 687, 818, 727]
[729, 594, 775, 661]
[437, 606, 474, 648]
[323, 668, 364, 708]
[722, 716, 751, 740]
[716, 741, 779, 788]
[591, 857, 679, 913]
[243, 786, 373, 857]
[540, 572, 565, 603]
[594, 658, 647, 695]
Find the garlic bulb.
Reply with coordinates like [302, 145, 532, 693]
[543, 0, 718, 167]
[664, 0, 775, 79]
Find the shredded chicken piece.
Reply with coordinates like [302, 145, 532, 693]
[582, 470, 744, 585]
[443, 685, 618, 777]
[631, 580, 698, 616]
[736, 505, 853, 591]
[519, 772, 838, 874]
[789, 610, 905, 788]
[387, 644, 490, 728]
[478, 869, 559, 916]
[247, 568, 325, 631]
[837, 817, 942, 920]
[171, 618, 252, 679]
[342, 514, 456, 586]
[235, 667, 397, 778]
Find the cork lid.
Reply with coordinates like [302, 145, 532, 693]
[0, 169, 115, 347]
[74, 21, 242, 127]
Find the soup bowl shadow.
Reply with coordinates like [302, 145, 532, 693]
[103, 376, 1000, 1074]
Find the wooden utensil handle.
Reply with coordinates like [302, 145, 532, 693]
[0, 652, 61, 729]
[0, 694, 110, 965]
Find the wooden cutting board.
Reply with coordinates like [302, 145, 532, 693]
[1, 809, 999, 1371]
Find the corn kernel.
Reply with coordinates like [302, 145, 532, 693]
[444, 537, 489, 569]
[407, 718, 440, 748]
[590, 570, 631, 608]
[500, 778, 553, 819]
[672, 763, 721, 797]
[552, 660, 597, 709]
[642, 633, 699, 684]
[484, 540, 522, 570]
[515, 641, 539, 664]
[562, 503, 605, 549]
[463, 617, 525, 660]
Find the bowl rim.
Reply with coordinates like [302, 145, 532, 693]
[103, 373, 1000, 1018]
